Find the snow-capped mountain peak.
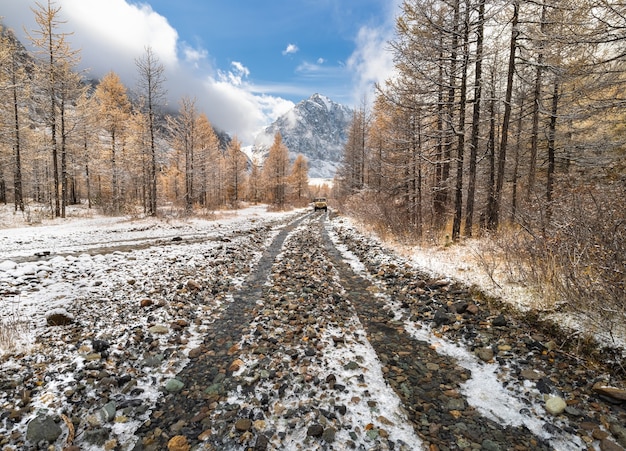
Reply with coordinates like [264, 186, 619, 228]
[252, 93, 353, 179]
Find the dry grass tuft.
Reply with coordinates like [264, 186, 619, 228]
[0, 297, 31, 355]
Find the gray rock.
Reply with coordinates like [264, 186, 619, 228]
[100, 401, 117, 422]
[476, 347, 494, 362]
[165, 378, 185, 392]
[322, 427, 336, 443]
[482, 439, 501, 451]
[433, 309, 452, 326]
[26, 414, 62, 444]
[492, 314, 507, 327]
[447, 398, 466, 411]
[141, 353, 164, 368]
[148, 324, 169, 334]
[92, 339, 110, 353]
[235, 418, 252, 431]
[84, 428, 110, 446]
[564, 406, 583, 417]
[307, 424, 324, 437]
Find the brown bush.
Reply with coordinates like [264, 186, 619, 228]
[509, 185, 626, 342]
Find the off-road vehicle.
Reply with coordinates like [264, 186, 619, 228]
[313, 197, 328, 212]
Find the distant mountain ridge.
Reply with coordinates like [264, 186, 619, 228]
[252, 93, 353, 179]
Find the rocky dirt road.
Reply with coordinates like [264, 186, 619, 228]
[2, 210, 625, 450]
[133, 212, 625, 451]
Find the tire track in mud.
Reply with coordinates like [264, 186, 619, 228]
[318, 216, 555, 450]
[135, 212, 565, 450]
[133, 212, 310, 450]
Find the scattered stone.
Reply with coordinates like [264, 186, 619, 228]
[165, 378, 185, 393]
[140, 298, 153, 307]
[148, 324, 169, 334]
[492, 314, 507, 327]
[307, 424, 324, 437]
[84, 428, 109, 446]
[610, 423, 626, 448]
[482, 439, 501, 451]
[187, 280, 201, 290]
[235, 418, 252, 432]
[600, 438, 626, 451]
[26, 414, 62, 444]
[564, 406, 583, 417]
[188, 346, 204, 359]
[228, 359, 244, 372]
[255, 434, 269, 450]
[520, 369, 543, 381]
[476, 347, 494, 362]
[433, 308, 452, 326]
[92, 339, 110, 353]
[167, 435, 190, 451]
[322, 427, 336, 443]
[99, 401, 117, 423]
[593, 383, 626, 402]
[453, 301, 468, 314]
[545, 396, 567, 415]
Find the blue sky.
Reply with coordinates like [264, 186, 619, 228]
[0, 0, 399, 144]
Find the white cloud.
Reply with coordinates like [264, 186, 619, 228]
[346, 0, 400, 104]
[61, 0, 180, 68]
[183, 45, 208, 66]
[317, 57, 326, 64]
[282, 43, 299, 55]
[0, 0, 293, 146]
[347, 26, 394, 101]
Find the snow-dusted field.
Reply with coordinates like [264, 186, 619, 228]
[0, 205, 624, 451]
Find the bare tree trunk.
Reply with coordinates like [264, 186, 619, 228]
[111, 131, 118, 213]
[484, 67, 497, 230]
[464, 0, 485, 237]
[452, 0, 470, 241]
[546, 77, 559, 224]
[135, 47, 166, 216]
[11, 51, 24, 212]
[511, 96, 524, 222]
[527, 1, 547, 202]
[488, 1, 518, 230]
[60, 90, 67, 218]
[442, 8, 459, 228]
[434, 38, 446, 224]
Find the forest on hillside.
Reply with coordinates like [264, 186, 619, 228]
[0, 3, 313, 220]
[333, 0, 625, 340]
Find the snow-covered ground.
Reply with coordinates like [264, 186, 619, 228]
[354, 225, 626, 352]
[0, 204, 623, 450]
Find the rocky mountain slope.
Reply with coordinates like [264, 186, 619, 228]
[252, 93, 353, 179]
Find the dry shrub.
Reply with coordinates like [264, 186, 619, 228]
[341, 190, 419, 241]
[508, 186, 626, 342]
[0, 298, 30, 354]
